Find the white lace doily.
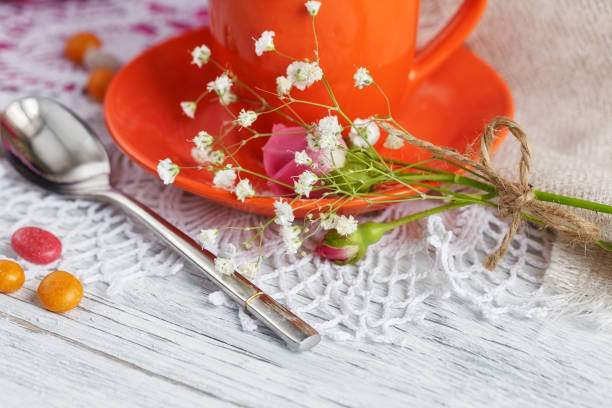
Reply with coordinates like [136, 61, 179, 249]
[0, 0, 555, 345]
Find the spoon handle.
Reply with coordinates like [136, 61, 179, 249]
[96, 188, 320, 351]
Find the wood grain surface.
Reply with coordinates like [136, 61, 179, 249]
[1, 263, 610, 408]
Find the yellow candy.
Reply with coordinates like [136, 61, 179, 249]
[0, 260, 25, 293]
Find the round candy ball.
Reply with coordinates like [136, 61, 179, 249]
[37, 271, 83, 313]
[0, 260, 25, 293]
[65, 32, 102, 64]
[11, 227, 62, 265]
[86, 67, 115, 102]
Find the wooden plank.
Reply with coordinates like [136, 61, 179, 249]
[1, 267, 611, 407]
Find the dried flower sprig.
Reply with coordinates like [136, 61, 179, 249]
[160, 1, 612, 275]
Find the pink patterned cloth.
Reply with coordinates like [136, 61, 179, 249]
[0, 0, 207, 101]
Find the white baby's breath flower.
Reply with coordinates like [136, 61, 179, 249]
[348, 118, 380, 147]
[384, 133, 404, 149]
[319, 132, 340, 152]
[280, 225, 302, 255]
[318, 115, 342, 139]
[273, 200, 295, 226]
[191, 44, 211, 68]
[180, 101, 196, 118]
[191, 147, 208, 164]
[209, 149, 225, 164]
[294, 150, 312, 166]
[294, 170, 318, 197]
[335, 215, 358, 236]
[353, 67, 373, 89]
[306, 132, 319, 151]
[157, 158, 179, 185]
[207, 73, 233, 96]
[286, 61, 323, 91]
[307, 115, 342, 151]
[276, 75, 292, 97]
[193, 130, 214, 149]
[220, 92, 237, 106]
[319, 213, 338, 230]
[240, 261, 259, 278]
[191, 146, 225, 165]
[235, 109, 258, 128]
[197, 228, 218, 246]
[304, 1, 321, 16]
[214, 257, 234, 275]
[235, 178, 255, 202]
[213, 167, 237, 190]
[254, 30, 276, 56]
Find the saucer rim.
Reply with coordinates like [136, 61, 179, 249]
[104, 27, 514, 218]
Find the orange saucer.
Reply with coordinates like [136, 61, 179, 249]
[104, 27, 513, 218]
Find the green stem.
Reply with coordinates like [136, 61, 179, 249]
[534, 190, 612, 215]
[379, 202, 470, 233]
[394, 172, 496, 193]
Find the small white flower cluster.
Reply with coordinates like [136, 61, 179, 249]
[191, 131, 225, 165]
[198, 229, 259, 277]
[274, 200, 295, 225]
[308, 115, 342, 151]
[273, 200, 302, 254]
[304, 1, 321, 16]
[276, 75, 292, 97]
[214, 257, 234, 275]
[353, 67, 373, 89]
[197, 228, 219, 246]
[335, 215, 358, 236]
[191, 44, 211, 68]
[211, 165, 256, 202]
[207, 73, 236, 105]
[235, 109, 258, 128]
[294, 170, 318, 197]
[286, 60, 323, 91]
[280, 225, 302, 254]
[240, 261, 259, 278]
[157, 158, 179, 185]
[180, 101, 197, 119]
[213, 166, 237, 190]
[273, 60, 324, 97]
[294, 150, 312, 166]
[348, 118, 380, 148]
[254, 30, 276, 56]
[235, 178, 256, 202]
[319, 213, 358, 236]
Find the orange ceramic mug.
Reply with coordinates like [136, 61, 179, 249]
[209, 0, 487, 122]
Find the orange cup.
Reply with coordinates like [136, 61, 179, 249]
[208, 0, 487, 123]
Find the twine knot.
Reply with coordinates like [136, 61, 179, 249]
[380, 117, 600, 271]
[497, 184, 535, 218]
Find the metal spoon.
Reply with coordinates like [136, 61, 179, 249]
[0, 96, 320, 351]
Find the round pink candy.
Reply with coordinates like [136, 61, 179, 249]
[11, 227, 62, 264]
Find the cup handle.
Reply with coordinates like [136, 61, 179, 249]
[410, 0, 487, 83]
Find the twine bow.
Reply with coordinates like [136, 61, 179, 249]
[381, 117, 600, 270]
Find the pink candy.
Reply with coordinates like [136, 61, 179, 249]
[11, 227, 62, 265]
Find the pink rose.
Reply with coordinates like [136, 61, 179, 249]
[262, 123, 346, 196]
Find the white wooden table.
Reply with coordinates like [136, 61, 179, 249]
[1, 258, 610, 408]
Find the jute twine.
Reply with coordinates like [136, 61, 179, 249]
[380, 117, 600, 270]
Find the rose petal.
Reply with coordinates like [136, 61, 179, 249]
[262, 123, 308, 176]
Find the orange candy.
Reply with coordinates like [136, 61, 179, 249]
[0, 260, 25, 293]
[86, 67, 115, 102]
[64, 32, 102, 64]
[37, 271, 83, 313]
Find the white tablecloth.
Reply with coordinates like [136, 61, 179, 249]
[0, 0, 609, 344]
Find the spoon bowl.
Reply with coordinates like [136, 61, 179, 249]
[1, 96, 320, 351]
[2, 97, 111, 195]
